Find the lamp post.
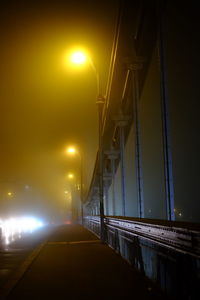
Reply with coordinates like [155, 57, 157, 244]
[67, 172, 79, 223]
[69, 50, 105, 242]
[96, 95, 105, 242]
[66, 147, 84, 225]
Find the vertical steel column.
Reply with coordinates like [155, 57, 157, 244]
[97, 96, 105, 242]
[103, 172, 112, 215]
[158, 10, 175, 221]
[112, 116, 129, 216]
[104, 181, 109, 215]
[104, 149, 119, 216]
[119, 126, 126, 216]
[111, 158, 116, 215]
[132, 68, 144, 218]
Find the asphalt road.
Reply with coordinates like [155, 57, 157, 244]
[0, 226, 53, 290]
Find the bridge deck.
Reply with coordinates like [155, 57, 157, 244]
[2, 224, 170, 300]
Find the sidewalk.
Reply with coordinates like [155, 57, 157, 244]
[2, 225, 169, 299]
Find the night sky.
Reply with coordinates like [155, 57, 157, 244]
[0, 0, 119, 220]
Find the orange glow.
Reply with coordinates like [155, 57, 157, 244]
[71, 51, 86, 65]
[64, 47, 90, 69]
[66, 147, 76, 155]
[68, 173, 74, 179]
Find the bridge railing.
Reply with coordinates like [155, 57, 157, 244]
[84, 216, 200, 299]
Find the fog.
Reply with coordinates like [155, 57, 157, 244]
[0, 0, 118, 221]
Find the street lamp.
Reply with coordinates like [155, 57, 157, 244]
[67, 147, 76, 154]
[66, 146, 84, 225]
[70, 51, 87, 65]
[69, 50, 105, 242]
[68, 173, 74, 179]
[66, 172, 79, 223]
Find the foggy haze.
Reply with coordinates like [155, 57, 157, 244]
[0, 0, 118, 221]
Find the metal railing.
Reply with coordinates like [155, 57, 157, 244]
[84, 216, 200, 257]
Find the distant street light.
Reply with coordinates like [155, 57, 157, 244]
[68, 173, 74, 179]
[67, 147, 76, 154]
[66, 146, 84, 225]
[69, 49, 105, 242]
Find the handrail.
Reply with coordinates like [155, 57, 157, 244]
[84, 216, 200, 257]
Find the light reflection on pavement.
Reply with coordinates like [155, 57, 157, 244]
[0, 217, 44, 246]
[0, 224, 52, 290]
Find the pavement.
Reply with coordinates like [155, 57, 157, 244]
[1, 224, 170, 299]
[0, 227, 52, 291]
